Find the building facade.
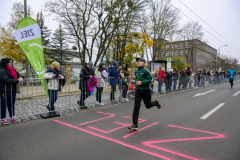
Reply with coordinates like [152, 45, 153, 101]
[158, 39, 217, 72]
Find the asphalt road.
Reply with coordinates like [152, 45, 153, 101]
[1, 80, 240, 160]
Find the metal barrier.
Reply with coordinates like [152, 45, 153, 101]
[1, 74, 239, 124]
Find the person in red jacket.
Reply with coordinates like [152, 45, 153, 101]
[158, 67, 165, 94]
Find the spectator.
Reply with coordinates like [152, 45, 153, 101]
[43, 61, 66, 114]
[164, 70, 170, 92]
[168, 69, 173, 91]
[120, 64, 130, 102]
[189, 69, 194, 88]
[78, 61, 95, 109]
[158, 66, 165, 94]
[118, 66, 122, 73]
[202, 69, 207, 86]
[185, 67, 191, 89]
[109, 61, 124, 103]
[196, 70, 201, 87]
[0, 58, 24, 124]
[95, 63, 108, 106]
[179, 70, 187, 90]
[172, 68, 179, 91]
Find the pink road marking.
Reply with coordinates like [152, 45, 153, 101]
[123, 122, 159, 138]
[114, 122, 132, 125]
[142, 125, 225, 160]
[53, 119, 171, 160]
[80, 111, 115, 125]
[87, 118, 146, 133]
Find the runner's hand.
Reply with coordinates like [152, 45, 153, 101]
[136, 81, 142, 86]
[133, 87, 137, 92]
[18, 77, 23, 82]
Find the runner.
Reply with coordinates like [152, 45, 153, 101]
[128, 58, 161, 131]
[227, 66, 236, 89]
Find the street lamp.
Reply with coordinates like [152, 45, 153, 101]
[216, 45, 228, 70]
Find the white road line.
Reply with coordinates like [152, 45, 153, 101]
[233, 91, 240, 96]
[200, 103, 225, 120]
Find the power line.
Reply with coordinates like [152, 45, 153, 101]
[179, 0, 240, 53]
[164, 0, 240, 54]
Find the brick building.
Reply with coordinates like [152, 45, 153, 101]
[158, 39, 217, 72]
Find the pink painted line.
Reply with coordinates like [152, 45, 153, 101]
[123, 122, 159, 138]
[142, 125, 225, 160]
[88, 125, 129, 133]
[87, 119, 146, 133]
[80, 111, 115, 125]
[53, 119, 171, 160]
[114, 122, 132, 125]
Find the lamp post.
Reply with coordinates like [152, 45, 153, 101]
[216, 45, 227, 70]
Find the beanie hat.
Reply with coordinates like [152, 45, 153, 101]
[87, 61, 93, 67]
[99, 62, 105, 68]
[112, 60, 118, 67]
[0, 58, 12, 67]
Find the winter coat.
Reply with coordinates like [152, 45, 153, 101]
[121, 64, 130, 86]
[172, 70, 179, 80]
[164, 72, 171, 84]
[95, 69, 108, 87]
[43, 68, 66, 90]
[0, 66, 24, 93]
[79, 63, 95, 90]
[108, 65, 121, 85]
[158, 70, 165, 81]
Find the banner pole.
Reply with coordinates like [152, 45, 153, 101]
[24, 0, 30, 79]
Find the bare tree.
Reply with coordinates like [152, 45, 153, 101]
[45, 0, 149, 66]
[178, 21, 206, 67]
[150, 0, 181, 60]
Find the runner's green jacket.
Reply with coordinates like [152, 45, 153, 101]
[135, 67, 154, 90]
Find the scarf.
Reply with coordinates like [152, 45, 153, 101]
[6, 66, 18, 86]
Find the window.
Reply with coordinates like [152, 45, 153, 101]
[172, 51, 174, 56]
[175, 43, 178, 48]
[166, 44, 169, 49]
[185, 50, 189, 54]
[161, 52, 165, 57]
[185, 42, 189, 46]
[180, 43, 184, 47]
[175, 50, 178, 56]
[166, 51, 169, 56]
[180, 50, 184, 55]
[172, 44, 174, 48]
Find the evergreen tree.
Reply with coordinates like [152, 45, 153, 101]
[49, 25, 71, 65]
[36, 11, 51, 64]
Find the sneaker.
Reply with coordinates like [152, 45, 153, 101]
[124, 98, 129, 102]
[128, 124, 138, 131]
[11, 116, 18, 122]
[155, 99, 161, 109]
[1, 118, 9, 125]
[49, 111, 58, 115]
[80, 106, 88, 109]
[111, 100, 118, 104]
[46, 105, 50, 111]
[98, 103, 104, 106]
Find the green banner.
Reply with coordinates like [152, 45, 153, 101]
[15, 17, 48, 97]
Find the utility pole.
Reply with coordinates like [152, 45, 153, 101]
[24, 0, 30, 78]
[216, 45, 228, 70]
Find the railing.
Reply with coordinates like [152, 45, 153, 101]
[0, 74, 239, 124]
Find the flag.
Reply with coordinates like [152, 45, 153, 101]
[15, 17, 48, 97]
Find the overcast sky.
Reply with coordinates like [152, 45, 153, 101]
[1, 0, 240, 61]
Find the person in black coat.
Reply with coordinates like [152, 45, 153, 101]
[0, 58, 24, 124]
[78, 61, 95, 109]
